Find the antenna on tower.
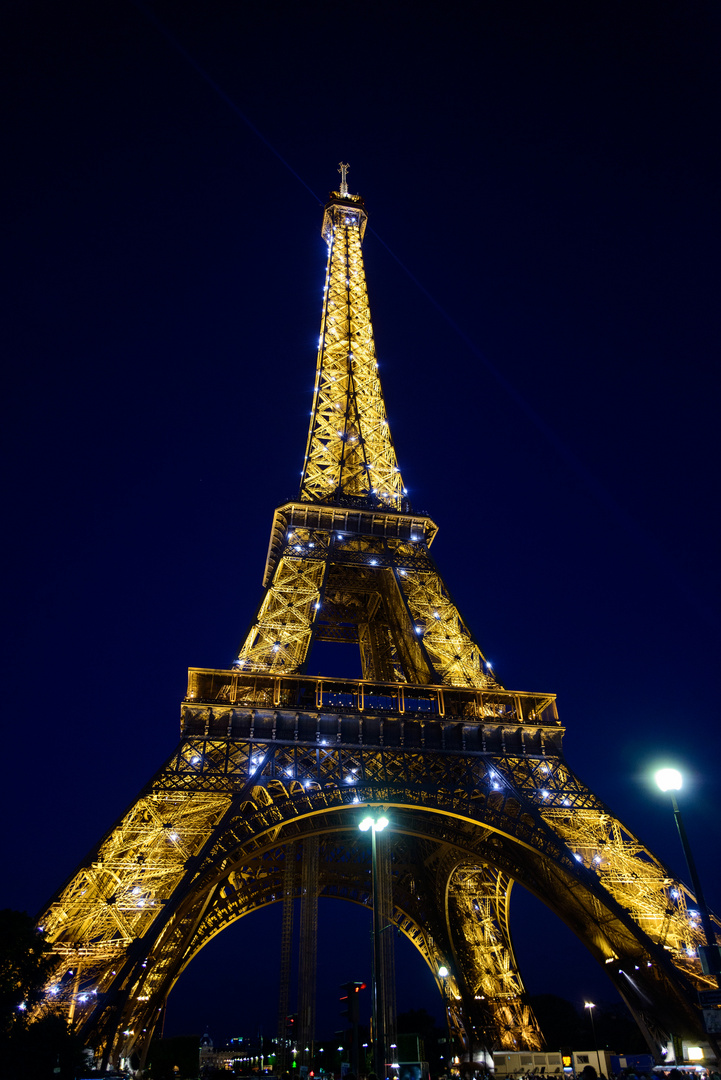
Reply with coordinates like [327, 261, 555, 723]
[338, 161, 350, 196]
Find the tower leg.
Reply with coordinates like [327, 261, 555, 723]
[446, 864, 543, 1053]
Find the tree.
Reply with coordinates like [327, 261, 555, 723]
[0, 909, 54, 1037]
[397, 1008, 443, 1041]
[593, 1001, 648, 1054]
[0, 910, 84, 1080]
[147, 1035, 203, 1080]
[528, 994, 649, 1054]
[528, 995, 586, 1051]
[397, 1008, 444, 1073]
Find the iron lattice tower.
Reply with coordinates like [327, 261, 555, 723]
[35, 173, 720, 1068]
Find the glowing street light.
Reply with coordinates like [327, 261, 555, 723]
[655, 768, 682, 792]
[359, 811, 390, 1078]
[359, 815, 388, 833]
[584, 1001, 599, 1067]
[654, 767, 721, 985]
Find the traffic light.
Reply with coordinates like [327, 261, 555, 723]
[340, 982, 366, 1078]
[339, 981, 366, 1024]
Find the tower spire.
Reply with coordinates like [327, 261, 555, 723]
[299, 175, 407, 511]
[338, 161, 350, 195]
[234, 177, 494, 684]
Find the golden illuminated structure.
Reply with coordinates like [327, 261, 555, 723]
[35, 170, 720, 1069]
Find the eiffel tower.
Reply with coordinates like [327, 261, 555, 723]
[36, 167, 720, 1069]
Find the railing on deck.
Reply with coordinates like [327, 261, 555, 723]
[185, 668, 559, 726]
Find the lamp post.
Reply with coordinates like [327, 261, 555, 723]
[584, 1001, 599, 1071]
[438, 965, 451, 1065]
[655, 768, 721, 986]
[359, 812, 390, 1079]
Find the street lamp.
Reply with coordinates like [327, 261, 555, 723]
[655, 768, 721, 986]
[438, 966, 452, 1065]
[359, 812, 390, 1079]
[584, 1001, 599, 1069]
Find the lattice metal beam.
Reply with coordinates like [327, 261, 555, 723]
[32, 176, 721, 1072]
[300, 192, 405, 510]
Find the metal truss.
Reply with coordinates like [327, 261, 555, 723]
[300, 192, 404, 510]
[37, 782, 233, 1026]
[34, 705, 721, 1065]
[235, 521, 496, 686]
[235, 187, 497, 684]
[499, 755, 715, 980]
[236, 551, 325, 674]
[446, 864, 543, 1052]
[33, 179, 721, 1070]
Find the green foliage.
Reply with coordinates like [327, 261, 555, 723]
[528, 994, 648, 1053]
[591, 1001, 648, 1054]
[529, 995, 585, 1050]
[397, 1007, 442, 1041]
[147, 1034, 202, 1080]
[0, 909, 54, 1037]
[0, 910, 85, 1080]
[1, 1012, 86, 1080]
[397, 1008, 444, 1072]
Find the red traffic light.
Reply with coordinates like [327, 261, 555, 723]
[339, 980, 366, 1022]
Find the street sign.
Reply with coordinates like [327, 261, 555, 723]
[698, 989, 721, 1006]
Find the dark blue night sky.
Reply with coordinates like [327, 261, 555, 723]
[3, 0, 721, 1047]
